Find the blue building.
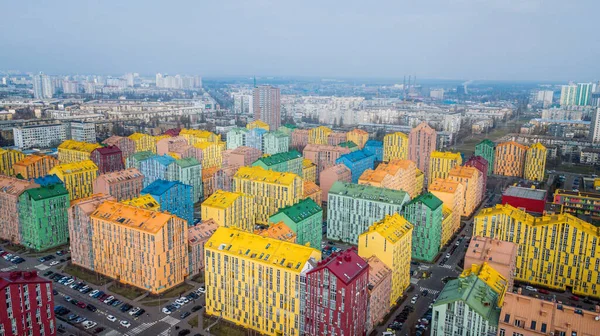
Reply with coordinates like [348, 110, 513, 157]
[34, 174, 64, 187]
[364, 140, 383, 162]
[335, 150, 376, 183]
[246, 128, 267, 151]
[141, 179, 194, 225]
[139, 154, 175, 187]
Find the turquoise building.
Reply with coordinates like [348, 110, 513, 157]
[262, 130, 290, 155]
[252, 150, 303, 175]
[403, 192, 443, 262]
[166, 157, 203, 203]
[475, 139, 495, 175]
[269, 198, 323, 249]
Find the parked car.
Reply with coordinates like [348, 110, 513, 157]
[180, 311, 191, 319]
[106, 315, 117, 322]
[410, 296, 418, 304]
[191, 305, 202, 312]
[120, 320, 131, 328]
[538, 289, 550, 294]
[86, 304, 97, 312]
[525, 286, 537, 292]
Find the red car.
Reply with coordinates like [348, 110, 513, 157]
[77, 302, 87, 309]
[570, 295, 580, 301]
[98, 294, 109, 301]
[538, 289, 549, 295]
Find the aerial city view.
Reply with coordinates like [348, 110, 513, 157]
[1, 1, 599, 336]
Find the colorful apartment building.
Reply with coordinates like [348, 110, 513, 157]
[188, 219, 219, 276]
[228, 146, 262, 167]
[327, 131, 347, 146]
[460, 262, 509, 306]
[49, 160, 98, 200]
[365, 256, 392, 334]
[68, 194, 115, 270]
[358, 214, 413, 307]
[303, 144, 350, 180]
[233, 166, 303, 224]
[90, 145, 124, 174]
[262, 130, 290, 155]
[475, 204, 600, 299]
[138, 154, 174, 187]
[359, 159, 418, 198]
[364, 140, 383, 161]
[169, 144, 203, 163]
[252, 150, 303, 175]
[303, 180, 322, 206]
[194, 141, 223, 169]
[383, 131, 409, 162]
[165, 157, 203, 202]
[156, 136, 188, 155]
[180, 129, 221, 146]
[0, 148, 26, 176]
[302, 159, 316, 183]
[125, 150, 156, 170]
[553, 189, 600, 221]
[475, 139, 495, 175]
[245, 127, 267, 152]
[428, 178, 464, 237]
[142, 179, 194, 225]
[269, 198, 323, 248]
[0, 271, 56, 336]
[448, 165, 483, 216]
[338, 140, 358, 152]
[408, 122, 437, 184]
[415, 168, 424, 193]
[494, 141, 528, 177]
[18, 183, 70, 251]
[128, 132, 157, 153]
[201, 190, 256, 232]
[102, 135, 135, 159]
[0, 176, 38, 244]
[303, 249, 369, 336]
[226, 128, 248, 150]
[346, 128, 369, 149]
[246, 119, 270, 131]
[465, 236, 518, 291]
[441, 205, 454, 247]
[308, 126, 332, 145]
[254, 222, 297, 243]
[319, 164, 351, 201]
[403, 192, 443, 262]
[13, 154, 58, 179]
[524, 142, 547, 182]
[57, 140, 101, 163]
[335, 149, 375, 183]
[204, 227, 321, 336]
[93, 168, 144, 201]
[428, 150, 463, 184]
[291, 128, 309, 151]
[90, 201, 188, 293]
[122, 194, 160, 211]
[464, 155, 488, 198]
[328, 181, 410, 244]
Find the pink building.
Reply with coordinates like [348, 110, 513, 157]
[408, 122, 437, 185]
[213, 165, 238, 192]
[319, 164, 351, 201]
[188, 219, 219, 276]
[228, 146, 262, 167]
[303, 144, 351, 179]
[365, 256, 392, 334]
[0, 176, 38, 244]
[170, 145, 203, 163]
[68, 194, 115, 270]
[291, 129, 309, 151]
[93, 168, 144, 201]
[464, 236, 518, 291]
[102, 135, 135, 159]
[327, 132, 347, 146]
[253, 85, 281, 130]
[156, 136, 188, 155]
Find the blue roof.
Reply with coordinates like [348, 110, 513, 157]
[248, 128, 268, 136]
[142, 179, 183, 196]
[150, 154, 176, 167]
[34, 174, 63, 187]
[337, 150, 375, 163]
[365, 140, 383, 147]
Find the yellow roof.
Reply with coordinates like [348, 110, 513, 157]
[234, 166, 300, 186]
[529, 142, 546, 150]
[193, 141, 219, 150]
[442, 205, 453, 219]
[302, 158, 315, 168]
[429, 178, 462, 193]
[460, 262, 508, 304]
[122, 194, 160, 210]
[205, 227, 320, 272]
[363, 213, 413, 244]
[384, 132, 408, 139]
[247, 120, 270, 129]
[50, 160, 98, 174]
[58, 140, 101, 153]
[128, 132, 152, 141]
[202, 190, 245, 209]
[430, 151, 462, 160]
[91, 200, 175, 234]
[154, 135, 171, 142]
[180, 129, 220, 140]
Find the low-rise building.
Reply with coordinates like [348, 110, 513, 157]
[553, 189, 600, 221]
[269, 198, 323, 248]
[502, 186, 547, 214]
[93, 168, 144, 201]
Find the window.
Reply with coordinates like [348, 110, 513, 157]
[541, 323, 547, 332]
[499, 329, 506, 336]
[514, 319, 523, 328]
[530, 321, 536, 330]
[504, 314, 510, 323]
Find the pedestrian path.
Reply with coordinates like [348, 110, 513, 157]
[439, 264, 453, 269]
[105, 330, 121, 336]
[158, 328, 171, 336]
[35, 264, 49, 270]
[417, 287, 440, 296]
[160, 315, 180, 326]
[125, 321, 157, 336]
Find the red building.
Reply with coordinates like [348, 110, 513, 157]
[303, 248, 369, 336]
[163, 128, 181, 137]
[0, 271, 56, 336]
[501, 186, 547, 213]
[91, 146, 124, 174]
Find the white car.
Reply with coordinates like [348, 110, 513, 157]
[49, 261, 60, 266]
[182, 297, 190, 304]
[175, 299, 185, 306]
[162, 308, 172, 315]
[197, 286, 206, 294]
[89, 290, 100, 297]
[410, 296, 418, 304]
[128, 307, 141, 316]
[107, 315, 117, 322]
[63, 279, 74, 286]
[83, 321, 97, 330]
[172, 303, 181, 309]
[120, 320, 131, 328]
[445, 253, 451, 259]
[525, 286, 537, 292]
[103, 296, 115, 304]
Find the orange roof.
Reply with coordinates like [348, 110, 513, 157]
[449, 166, 478, 179]
[255, 222, 297, 242]
[303, 181, 321, 196]
[428, 178, 462, 193]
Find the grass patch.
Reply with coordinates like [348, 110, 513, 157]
[188, 315, 199, 328]
[27, 244, 68, 256]
[62, 263, 110, 286]
[139, 300, 164, 307]
[203, 314, 246, 336]
[190, 272, 204, 284]
[555, 164, 598, 174]
[1, 243, 26, 253]
[108, 283, 146, 300]
[147, 282, 194, 299]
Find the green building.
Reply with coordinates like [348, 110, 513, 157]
[403, 192, 443, 262]
[19, 183, 70, 251]
[262, 130, 290, 155]
[226, 127, 249, 150]
[475, 139, 495, 175]
[338, 141, 358, 152]
[125, 151, 156, 170]
[269, 198, 323, 249]
[167, 157, 203, 203]
[252, 150, 303, 175]
[278, 124, 298, 137]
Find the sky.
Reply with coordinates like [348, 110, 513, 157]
[1, 0, 599, 81]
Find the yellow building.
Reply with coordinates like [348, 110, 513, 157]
[524, 142, 547, 182]
[415, 168, 424, 194]
[429, 178, 464, 236]
[493, 141, 528, 177]
[194, 141, 223, 169]
[440, 205, 454, 247]
[448, 166, 482, 217]
[428, 151, 462, 184]
[90, 201, 188, 294]
[180, 129, 221, 146]
[204, 227, 321, 336]
[233, 166, 303, 224]
[57, 140, 101, 163]
[122, 194, 160, 211]
[358, 214, 413, 307]
[460, 263, 508, 306]
[246, 120, 270, 131]
[383, 132, 408, 162]
[302, 159, 316, 183]
[308, 126, 332, 145]
[49, 160, 98, 200]
[14, 154, 59, 179]
[475, 203, 600, 299]
[128, 133, 156, 153]
[0, 148, 26, 176]
[201, 190, 256, 232]
[346, 128, 369, 149]
[254, 222, 297, 243]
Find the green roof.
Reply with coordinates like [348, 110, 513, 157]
[131, 151, 156, 161]
[406, 192, 443, 211]
[476, 139, 495, 148]
[274, 198, 322, 223]
[328, 181, 410, 205]
[265, 130, 289, 139]
[434, 274, 501, 326]
[175, 157, 200, 168]
[254, 150, 302, 167]
[23, 184, 69, 200]
[338, 141, 357, 148]
[281, 124, 298, 130]
[229, 127, 249, 134]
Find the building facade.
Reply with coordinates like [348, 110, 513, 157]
[303, 144, 350, 180]
[90, 146, 124, 174]
[383, 131, 409, 162]
[429, 178, 464, 239]
[262, 130, 290, 155]
[13, 154, 59, 179]
[102, 135, 135, 159]
[408, 122, 437, 185]
[187, 219, 219, 276]
[253, 85, 281, 130]
[142, 179, 194, 225]
[365, 256, 392, 334]
[429, 151, 462, 185]
[201, 190, 256, 232]
[346, 128, 369, 149]
[252, 150, 303, 176]
[13, 123, 66, 149]
[475, 139, 495, 175]
[403, 192, 443, 262]
[49, 160, 98, 200]
[523, 142, 547, 182]
[269, 198, 323, 249]
[447, 166, 483, 217]
[464, 236, 517, 291]
[93, 168, 144, 201]
[0, 176, 38, 244]
[166, 157, 203, 202]
[363, 140, 383, 161]
[57, 140, 101, 164]
[0, 149, 26, 176]
[129, 132, 156, 153]
[494, 141, 528, 177]
[335, 150, 375, 183]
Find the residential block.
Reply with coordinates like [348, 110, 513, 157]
[201, 190, 256, 232]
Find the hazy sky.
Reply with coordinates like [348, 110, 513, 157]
[1, 0, 598, 81]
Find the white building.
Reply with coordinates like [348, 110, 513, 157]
[430, 89, 445, 100]
[13, 123, 67, 149]
[33, 72, 53, 99]
[560, 84, 578, 106]
[70, 121, 96, 143]
[590, 108, 600, 144]
[535, 90, 553, 107]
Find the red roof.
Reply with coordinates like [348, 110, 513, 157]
[308, 248, 368, 285]
[164, 128, 181, 136]
[0, 271, 50, 289]
[94, 145, 122, 155]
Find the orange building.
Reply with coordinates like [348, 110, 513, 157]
[428, 178, 464, 236]
[447, 166, 483, 217]
[254, 222, 297, 243]
[346, 128, 369, 149]
[494, 141, 528, 177]
[303, 180, 322, 206]
[359, 159, 418, 198]
[464, 236, 518, 291]
[13, 154, 59, 179]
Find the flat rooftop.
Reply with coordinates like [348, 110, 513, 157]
[504, 186, 547, 201]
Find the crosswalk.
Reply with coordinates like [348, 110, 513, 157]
[104, 330, 122, 336]
[1, 265, 17, 272]
[160, 315, 180, 326]
[417, 287, 440, 296]
[439, 264, 453, 269]
[125, 321, 157, 336]
[35, 263, 50, 270]
[158, 328, 171, 336]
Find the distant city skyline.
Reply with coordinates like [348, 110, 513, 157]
[1, 1, 599, 81]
